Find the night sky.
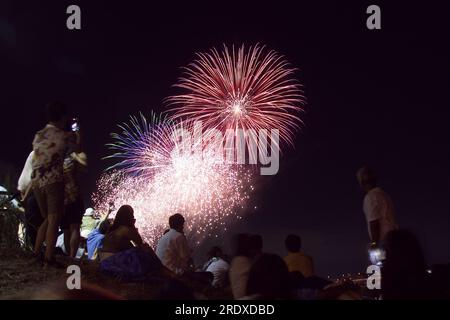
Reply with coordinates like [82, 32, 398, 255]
[1, 1, 449, 277]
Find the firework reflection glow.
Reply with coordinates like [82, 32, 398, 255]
[92, 114, 252, 246]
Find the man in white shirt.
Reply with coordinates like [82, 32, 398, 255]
[156, 213, 191, 275]
[357, 166, 398, 243]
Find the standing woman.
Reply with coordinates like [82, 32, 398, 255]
[32, 102, 80, 266]
[61, 122, 87, 258]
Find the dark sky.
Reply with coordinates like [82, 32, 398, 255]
[1, 1, 449, 276]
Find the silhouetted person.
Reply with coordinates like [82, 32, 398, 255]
[156, 213, 191, 275]
[61, 129, 88, 258]
[246, 253, 293, 300]
[357, 166, 398, 244]
[248, 234, 263, 261]
[100, 205, 144, 258]
[382, 229, 434, 300]
[99, 205, 168, 280]
[32, 102, 79, 267]
[229, 233, 252, 299]
[24, 194, 43, 248]
[17, 151, 43, 248]
[284, 234, 314, 277]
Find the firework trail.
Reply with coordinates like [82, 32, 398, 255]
[103, 113, 177, 177]
[166, 43, 305, 147]
[93, 113, 252, 246]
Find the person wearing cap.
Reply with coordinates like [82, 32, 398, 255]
[80, 208, 99, 239]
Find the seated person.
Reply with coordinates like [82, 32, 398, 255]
[100, 205, 143, 258]
[203, 246, 230, 288]
[245, 253, 293, 300]
[284, 234, 314, 277]
[156, 213, 191, 275]
[248, 234, 263, 262]
[99, 205, 168, 280]
[86, 219, 112, 260]
[229, 233, 252, 299]
[381, 229, 436, 300]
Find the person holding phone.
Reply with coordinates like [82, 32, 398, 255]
[32, 102, 80, 267]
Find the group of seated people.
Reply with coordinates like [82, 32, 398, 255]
[78, 204, 450, 300]
[227, 232, 328, 300]
[81, 204, 325, 298]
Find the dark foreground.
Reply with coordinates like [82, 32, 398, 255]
[0, 249, 229, 300]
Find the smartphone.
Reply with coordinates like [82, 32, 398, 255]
[71, 118, 79, 132]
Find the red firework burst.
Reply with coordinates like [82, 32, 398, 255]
[166, 43, 305, 146]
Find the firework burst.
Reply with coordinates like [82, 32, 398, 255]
[104, 112, 178, 177]
[166, 43, 305, 146]
[93, 113, 252, 246]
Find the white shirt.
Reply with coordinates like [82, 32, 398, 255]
[363, 187, 398, 241]
[205, 257, 230, 288]
[18, 151, 34, 192]
[155, 229, 190, 275]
